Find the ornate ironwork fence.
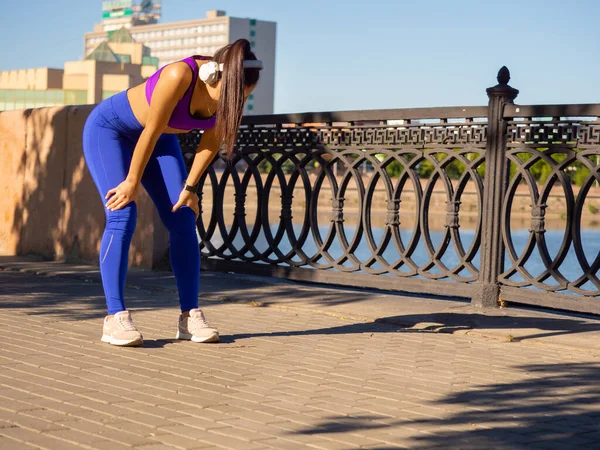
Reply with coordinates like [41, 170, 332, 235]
[498, 103, 600, 313]
[179, 67, 600, 314]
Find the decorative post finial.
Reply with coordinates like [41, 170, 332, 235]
[487, 66, 519, 101]
[497, 66, 510, 85]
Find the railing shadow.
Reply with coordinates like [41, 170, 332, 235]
[284, 362, 600, 448]
[227, 311, 600, 343]
[0, 269, 180, 320]
[3, 262, 600, 344]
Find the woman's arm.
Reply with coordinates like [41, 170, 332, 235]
[185, 127, 222, 187]
[171, 127, 222, 216]
[127, 65, 190, 184]
[106, 64, 191, 211]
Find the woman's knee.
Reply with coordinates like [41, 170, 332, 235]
[163, 206, 196, 234]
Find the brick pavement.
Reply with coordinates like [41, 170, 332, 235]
[1, 268, 600, 449]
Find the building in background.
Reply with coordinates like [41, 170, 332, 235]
[85, 4, 276, 115]
[0, 28, 158, 111]
[0, 2, 276, 115]
[100, 0, 162, 33]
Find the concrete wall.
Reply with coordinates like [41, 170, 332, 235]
[0, 105, 167, 269]
[0, 109, 28, 255]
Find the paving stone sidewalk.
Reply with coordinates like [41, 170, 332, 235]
[1, 261, 600, 449]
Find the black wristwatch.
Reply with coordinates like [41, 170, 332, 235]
[183, 183, 197, 193]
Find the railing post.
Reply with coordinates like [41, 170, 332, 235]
[472, 67, 519, 307]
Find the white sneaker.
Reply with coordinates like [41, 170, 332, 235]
[176, 309, 219, 343]
[101, 311, 143, 346]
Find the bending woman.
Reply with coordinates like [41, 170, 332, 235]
[82, 39, 262, 346]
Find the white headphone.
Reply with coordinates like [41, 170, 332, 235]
[199, 60, 264, 84]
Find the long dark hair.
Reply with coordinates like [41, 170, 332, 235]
[213, 39, 260, 157]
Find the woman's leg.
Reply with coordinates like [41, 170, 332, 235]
[140, 133, 200, 313]
[83, 114, 137, 315]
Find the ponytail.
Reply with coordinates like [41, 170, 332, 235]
[213, 39, 261, 157]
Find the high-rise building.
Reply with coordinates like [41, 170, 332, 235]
[85, 4, 276, 115]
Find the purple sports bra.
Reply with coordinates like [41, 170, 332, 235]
[145, 55, 217, 131]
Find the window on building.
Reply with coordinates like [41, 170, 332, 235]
[64, 90, 88, 105]
[24, 90, 34, 108]
[46, 90, 63, 106]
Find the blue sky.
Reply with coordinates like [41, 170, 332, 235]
[1, 0, 599, 113]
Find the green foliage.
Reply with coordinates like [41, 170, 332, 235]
[570, 165, 591, 187]
[257, 154, 295, 174]
[258, 158, 272, 173]
[257, 148, 592, 188]
[416, 152, 467, 180]
[508, 151, 591, 187]
[381, 153, 415, 178]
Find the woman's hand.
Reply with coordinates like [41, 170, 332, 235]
[105, 180, 140, 211]
[172, 189, 199, 218]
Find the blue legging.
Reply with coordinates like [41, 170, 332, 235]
[82, 91, 199, 315]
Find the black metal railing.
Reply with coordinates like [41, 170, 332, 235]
[179, 68, 600, 314]
[498, 103, 600, 312]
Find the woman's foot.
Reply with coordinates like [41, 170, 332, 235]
[176, 309, 219, 343]
[101, 311, 143, 346]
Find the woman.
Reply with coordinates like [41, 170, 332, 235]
[82, 39, 262, 346]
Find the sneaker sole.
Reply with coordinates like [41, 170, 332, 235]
[101, 334, 143, 347]
[176, 330, 219, 343]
